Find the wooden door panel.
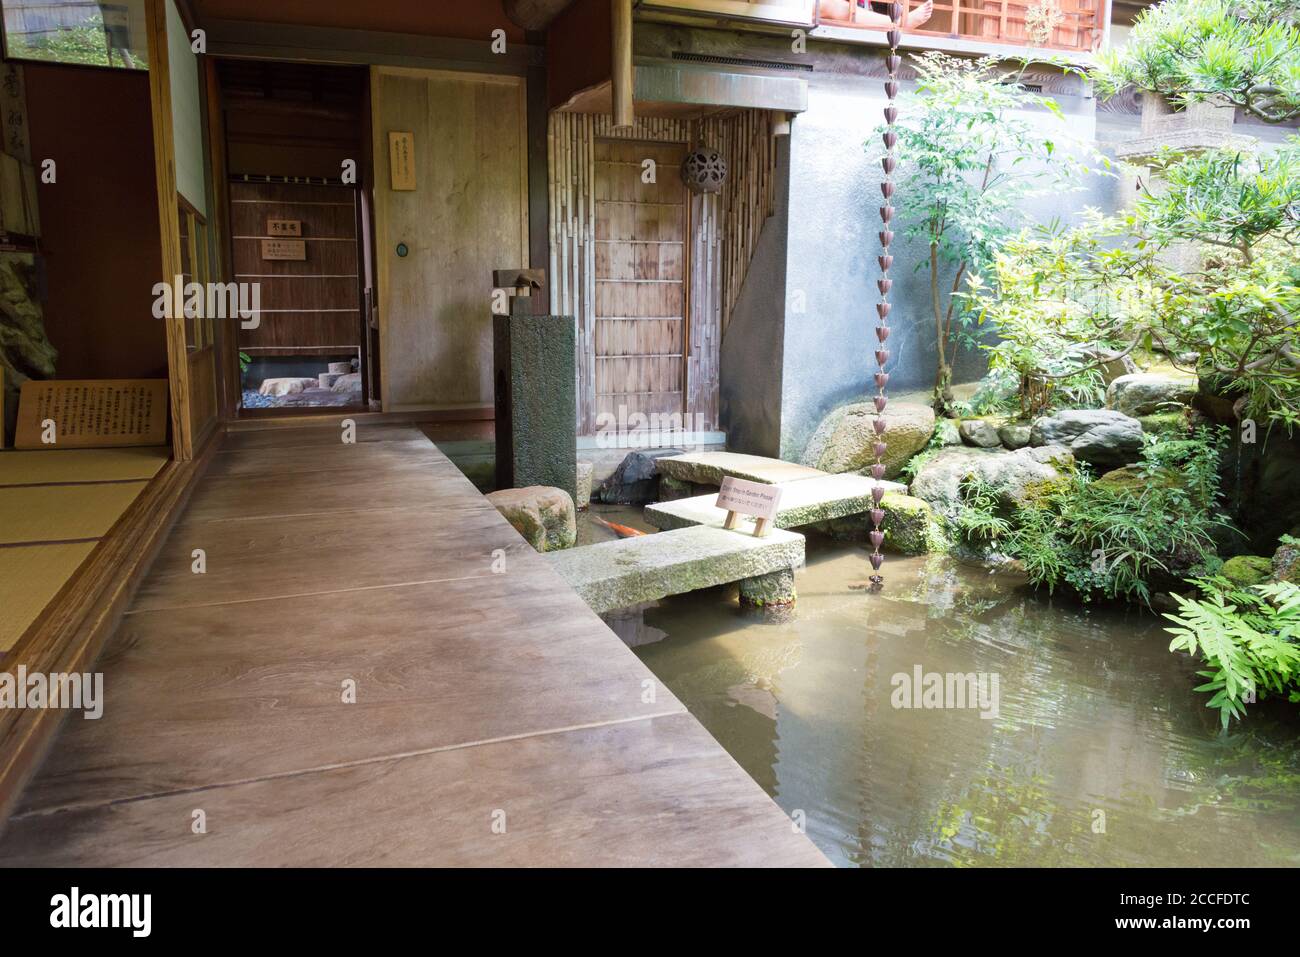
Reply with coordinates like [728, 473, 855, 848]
[592, 140, 686, 425]
[372, 68, 528, 410]
[230, 181, 363, 354]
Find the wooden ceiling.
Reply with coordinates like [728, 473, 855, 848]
[191, 0, 526, 41]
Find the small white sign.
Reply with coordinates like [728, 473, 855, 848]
[716, 476, 782, 536]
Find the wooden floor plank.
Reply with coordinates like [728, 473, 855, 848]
[220, 424, 426, 452]
[0, 426, 830, 867]
[16, 571, 684, 814]
[180, 461, 480, 524]
[1, 713, 827, 867]
[208, 439, 446, 479]
[130, 504, 529, 612]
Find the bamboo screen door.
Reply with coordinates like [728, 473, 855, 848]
[593, 138, 689, 428]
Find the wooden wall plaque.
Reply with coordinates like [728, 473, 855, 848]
[14, 379, 168, 449]
[266, 218, 302, 237]
[388, 131, 416, 191]
[261, 238, 307, 261]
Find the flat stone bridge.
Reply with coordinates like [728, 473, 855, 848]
[548, 451, 904, 612]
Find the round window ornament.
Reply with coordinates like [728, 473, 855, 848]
[681, 145, 727, 194]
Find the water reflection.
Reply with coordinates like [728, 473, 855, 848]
[629, 537, 1300, 867]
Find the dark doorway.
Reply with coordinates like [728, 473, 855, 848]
[215, 59, 374, 413]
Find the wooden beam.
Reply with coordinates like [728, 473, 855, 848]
[145, 0, 195, 462]
[611, 0, 634, 131]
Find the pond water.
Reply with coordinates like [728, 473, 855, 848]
[580, 508, 1300, 867]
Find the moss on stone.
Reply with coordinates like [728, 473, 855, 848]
[1222, 555, 1273, 587]
[881, 492, 948, 556]
[1136, 412, 1189, 436]
[1093, 464, 1183, 496]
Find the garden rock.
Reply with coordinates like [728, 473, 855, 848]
[1221, 555, 1272, 588]
[802, 400, 936, 480]
[1271, 542, 1300, 585]
[909, 445, 1074, 518]
[1086, 348, 1140, 385]
[934, 419, 962, 446]
[809, 492, 945, 556]
[1107, 372, 1197, 417]
[1136, 412, 1187, 437]
[575, 462, 593, 509]
[596, 448, 685, 504]
[1030, 409, 1144, 469]
[959, 418, 1001, 448]
[997, 422, 1032, 450]
[486, 486, 577, 552]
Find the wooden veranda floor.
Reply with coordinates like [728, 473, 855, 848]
[0, 424, 827, 867]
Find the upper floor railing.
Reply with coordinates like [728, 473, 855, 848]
[817, 0, 1103, 52]
[641, 0, 1106, 54]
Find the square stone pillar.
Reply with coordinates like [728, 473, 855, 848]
[492, 310, 577, 500]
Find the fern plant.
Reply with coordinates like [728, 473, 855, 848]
[1165, 578, 1300, 728]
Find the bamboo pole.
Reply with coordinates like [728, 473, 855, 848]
[611, 0, 634, 131]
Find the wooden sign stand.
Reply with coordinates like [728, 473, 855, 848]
[717, 476, 781, 538]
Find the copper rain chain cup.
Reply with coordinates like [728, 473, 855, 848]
[869, 2, 904, 586]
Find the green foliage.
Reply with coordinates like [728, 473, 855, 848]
[963, 140, 1300, 428]
[868, 52, 1105, 414]
[953, 476, 1011, 547]
[1166, 578, 1300, 727]
[1094, 0, 1300, 124]
[8, 24, 145, 70]
[1001, 429, 1230, 604]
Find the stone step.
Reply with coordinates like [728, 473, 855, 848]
[656, 451, 828, 486]
[545, 525, 805, 614]
[644, 473, 908, 532]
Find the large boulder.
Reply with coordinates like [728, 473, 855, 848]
[910, 445, 1073, 518]
[802, 400, 936, 480]
[486, 486, 577, 552]
[596, 448, 685, 504]
[1030, 409, 1144, 470]
[1107, 372, 1197, 417]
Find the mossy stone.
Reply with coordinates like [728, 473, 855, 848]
[881, 492, 948, 555]
[1221, 555, 1272, 587]
[1136, 412, 1188, 437]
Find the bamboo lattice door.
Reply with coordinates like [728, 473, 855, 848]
[593, 139, 688, 430]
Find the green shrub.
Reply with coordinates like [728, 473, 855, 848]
[999, 428, 1230, 604]
[1165, 578, 1300, 728]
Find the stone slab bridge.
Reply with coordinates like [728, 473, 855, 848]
[547, 451, 905, 612]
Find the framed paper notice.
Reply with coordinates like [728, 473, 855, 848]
[388, 131, 416, 191]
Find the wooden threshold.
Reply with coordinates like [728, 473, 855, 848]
[0, 430, 221, 830]
[227, 406, 493, 432]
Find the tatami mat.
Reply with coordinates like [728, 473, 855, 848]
[0, 542, 97, 651]
[0, 447, 170, 486]
[0, 482, 147, 545]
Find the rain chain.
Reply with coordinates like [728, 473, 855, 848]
[869, 4, 903, 587]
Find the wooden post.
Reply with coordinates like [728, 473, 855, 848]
[611, 0, 633, 131]
[144, 0, 194, 461]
